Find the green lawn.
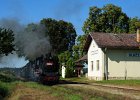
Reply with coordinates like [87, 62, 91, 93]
[96, 80, 140, 86]
[62, 77, 140, 86]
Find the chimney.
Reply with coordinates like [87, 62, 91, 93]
[137, 28, 140, 42]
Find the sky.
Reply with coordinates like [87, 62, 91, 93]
[0, 0, 140, 68]
[0, 0, 140, 35]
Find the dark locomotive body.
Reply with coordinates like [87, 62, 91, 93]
[39, 56, 59, 84]
[20, 54, 59, 84]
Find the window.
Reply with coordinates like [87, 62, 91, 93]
[91, 61, 93, 71]
[96, 60, 99, 71]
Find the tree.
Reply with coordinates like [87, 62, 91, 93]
[72, 35, 86, 61]
[82, 4, 129, 34]
[40, 18, 77, 54]
[58, 50, 75, 77]
[129, 17, 140, 33]
[0, 28, 15, 55]
[135, 22, 140, 28]
[58, 50, 71, 64]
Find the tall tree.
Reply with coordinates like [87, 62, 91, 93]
[41, 18, 77, 54]
[129, 17, 140, 33]
[72, 35, 86, 61]
[82, 4, 129, 34]
[0, 28, 15, 56]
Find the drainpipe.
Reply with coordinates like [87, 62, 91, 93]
[104, 48, 108, 80]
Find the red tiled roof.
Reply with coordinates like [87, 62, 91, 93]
[85, 32, 140, 50]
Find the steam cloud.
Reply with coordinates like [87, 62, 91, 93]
[0, 18, 52, 67]
[16, 23, 52, 60]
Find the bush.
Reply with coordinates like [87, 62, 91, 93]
[0, 71, 17, 82]
[65, 66, 75, 78]
[0, 82, 9, 99]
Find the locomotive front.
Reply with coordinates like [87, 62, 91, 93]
[39, 56, 59, 84]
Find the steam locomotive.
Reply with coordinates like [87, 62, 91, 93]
[20, 54, 60, 84]
[39, 55, 59, 84]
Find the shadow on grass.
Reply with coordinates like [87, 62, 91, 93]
[39, 79, 88, 86]
[58, 80, 88, 85]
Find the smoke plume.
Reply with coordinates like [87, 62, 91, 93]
[0, 18, 52, 67]
[16, 23, 52, 60]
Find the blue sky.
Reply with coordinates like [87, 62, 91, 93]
[0, 0, 140, 68]
[0, 0, 140, 35]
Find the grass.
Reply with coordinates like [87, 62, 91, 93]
[96, 80, 140, 86]
[1, 77, 140, 100]
[18, 81, 128, 100]
[0, 81, 16, 100]
[62, 77, 140, 87]
[23, 82, 83, 100]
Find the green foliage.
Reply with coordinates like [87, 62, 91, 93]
[0, 28, 15, 55]
[135, 22, 140, 29]
[129, 17, 140, 33]
[41, 18, 77, 54]
[0, 82, 9, 99]
[83, 4, 129, 34]
[58, 51, 75, 77]
[58, 51, 71, 63]
[0, 71, 17, 82]
[0, 81, 14, 99]
[65, 58, 75, 78]
[58, 35, 87, 78]
[72, 35, 87, 61]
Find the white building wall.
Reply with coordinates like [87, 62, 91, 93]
[107, 50, 140, 79]
[88, 39, 104, 80]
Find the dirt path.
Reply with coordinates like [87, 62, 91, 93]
[7, 84, 58, 100]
